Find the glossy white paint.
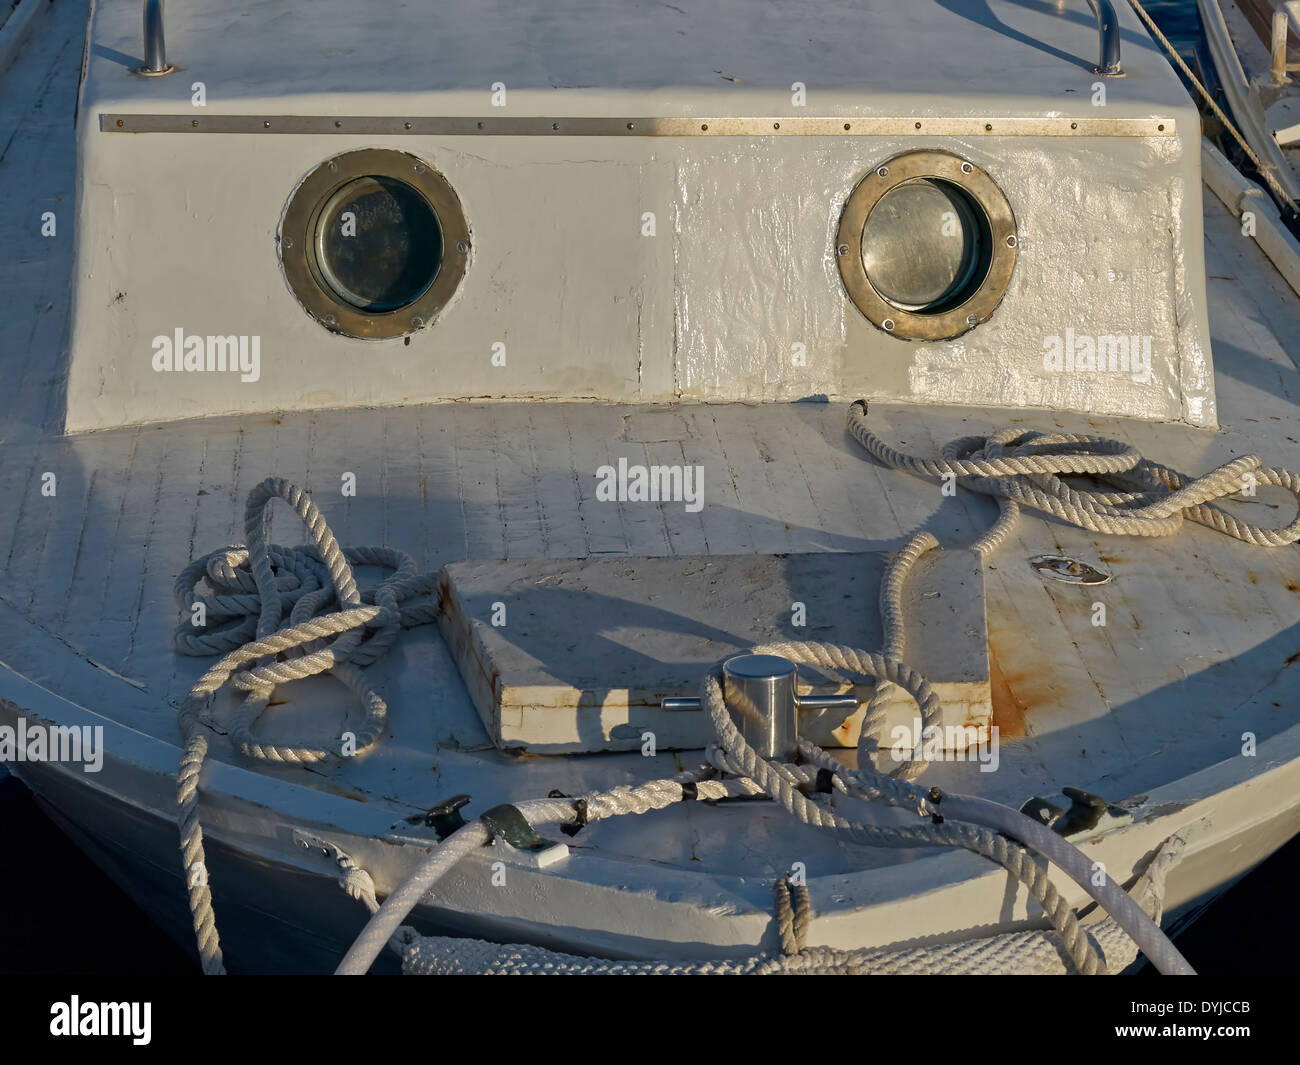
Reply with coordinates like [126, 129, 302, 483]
[65, 0, 1214, 430]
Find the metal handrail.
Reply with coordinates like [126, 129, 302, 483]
[1085, 0, 1123, 76]
[140, 0, 173, 76]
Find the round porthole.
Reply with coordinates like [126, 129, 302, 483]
[836, 151, 1016, 340]
[279, 149, 469, 339]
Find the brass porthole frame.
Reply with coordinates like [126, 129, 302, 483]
[836, 150, 1017, 341]
[279, 149, 470, 340]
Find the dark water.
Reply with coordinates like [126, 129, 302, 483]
[2, 1, 1297, 977]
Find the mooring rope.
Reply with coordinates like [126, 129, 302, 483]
[1126, 0, 1299, 216]
[397, 830, 1191, 975]
[180, 393, 1263, 975]
[173, 478, 440, 973]
[847, 400, 1300, 552]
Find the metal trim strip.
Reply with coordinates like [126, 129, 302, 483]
[99, 114, 1177, 137]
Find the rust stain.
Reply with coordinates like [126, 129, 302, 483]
[1287, 581, 1300, 594]
[1246, 570, 1259, 585]
[987, 645, 1029, 739]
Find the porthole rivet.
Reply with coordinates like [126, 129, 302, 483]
[327, 161, 337, 171]
[282, 236, 293, 249]
[323, 313, 336, 326]
[411, 316, 425, 329]
[413, 163, 426, 174]
[961, 161, 974, 174]
[966, 314, 979, 325]
[837, 243, 850, 256]
[1006, 234, 1018, 248]
[876, 166, 889, 177]
[456, 240, 469, 254]
[882, 318, 896, 332]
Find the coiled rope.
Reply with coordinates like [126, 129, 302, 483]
[173, 478, 440, 973]
[847, 400, 1300, 554]
[185, 395, 1269, 974]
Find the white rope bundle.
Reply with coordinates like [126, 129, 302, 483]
[173, 478, 440, 973]
[847, 400, 1300, 556]
[183, 399, 1228, 976]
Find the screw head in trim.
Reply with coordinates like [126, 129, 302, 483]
[882, 318, 896, 332]
[876, 166, 889, 177]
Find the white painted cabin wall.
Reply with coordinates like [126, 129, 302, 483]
[64, 0, 1215, 430]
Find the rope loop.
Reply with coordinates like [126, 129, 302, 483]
[173, 478, 441, 973]
[849, 400, 1300, 554]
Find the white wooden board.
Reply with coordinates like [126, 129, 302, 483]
[437, 550, 990, 752]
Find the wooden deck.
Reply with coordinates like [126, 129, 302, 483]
[3, 0, 1300, 877]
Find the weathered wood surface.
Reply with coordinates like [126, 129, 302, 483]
[438, 550, 990, 751]
[3, 0, 1300, 874]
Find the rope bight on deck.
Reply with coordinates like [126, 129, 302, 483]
[172, 402, 1300, 975]
[173, 478, 440, 974]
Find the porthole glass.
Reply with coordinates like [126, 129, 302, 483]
[313, 177, 444, 312]
[279, 150, 469, 339]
